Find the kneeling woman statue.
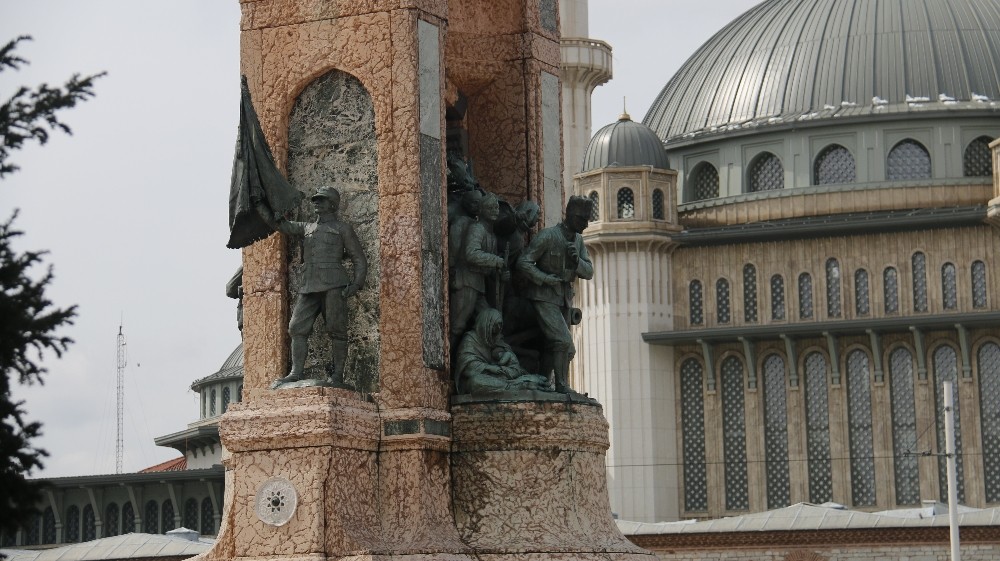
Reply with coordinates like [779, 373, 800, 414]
[456, 308, 549, 395]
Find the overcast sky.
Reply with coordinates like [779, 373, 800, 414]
[1, 0, 757, 477]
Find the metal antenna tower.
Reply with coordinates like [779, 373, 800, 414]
[115, 323, 127, 474]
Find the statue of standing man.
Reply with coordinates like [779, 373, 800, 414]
[516, 196, 594, 393]
[259, 187, 368, 388]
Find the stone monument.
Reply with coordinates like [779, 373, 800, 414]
[203, 2, 654, 561]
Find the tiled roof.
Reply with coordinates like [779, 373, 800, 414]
[139, 456, 186, 473]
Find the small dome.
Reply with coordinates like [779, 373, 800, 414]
[190, 343, 244, 391]
[581, 113, 670, 172]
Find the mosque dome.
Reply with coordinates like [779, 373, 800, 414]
[191, 343, 243, 392]
[582, 112, 670, 172]
[644, 0, 1000, 145]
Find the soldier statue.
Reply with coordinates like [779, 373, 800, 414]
[516, 196, 594, 393]
[258, 186, 368, 387]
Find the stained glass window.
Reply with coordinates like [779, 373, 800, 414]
[978, 342, 1000, 502]
[855, 269, 870, 316]
[681, 358, 708, 511]
[748, 152, 784, 192]
[744, 264, 758, 323]
[222, 387, 231, 413]
[122, 502, 135, 534]
[105, 503, 119, 537]
[912, 252, 928, 312]
[144, 501, 159, 534]
[162, 500, 175, 532]
[847, 350, 876, 506]
[887, 139, 931, 180]
[201, 498, 215, 536]
[721, 356, 749, 510]
[973, 261, 987, 309]
[83, 505, 96, 541]
[588, 191, 600, 221]
[763, 354, 790, 508]
[65, 505, 80, 543]
[43, 507, 56, 544]
[799, 273, 814, 319]
[617, 187, 635, 219]
[690, 280, 704, 325]
[814, 144, 856, 185]
[884, 267, 899, 314]
[184, 499, 198, 531]
[210, 389, 217, 416]
[691, 162, 719, 201]
[890, 348, 919, 505]
[826, 258, 842, 317]
[652, 188, 665, 220]
[805, 352, 832, 503]
[942, 263, 958, 310]
[964, 136, 994, 177]
[717, 278, 731, 324]
[771, 275, 786, 320]
[934, 346, 965, 503]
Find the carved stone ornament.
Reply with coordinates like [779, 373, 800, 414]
[254, 477, 298, 526]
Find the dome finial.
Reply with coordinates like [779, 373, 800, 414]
[619, 97, 631, 121]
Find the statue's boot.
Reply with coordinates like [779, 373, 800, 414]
[276, 336, 308, 384]
[552, 350, 571, 393]
[539, 352, 555, 391]
[328, 339, 352, 389]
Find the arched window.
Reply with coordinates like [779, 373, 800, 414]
[763, 354, 790, 509]
[748, 152, 784, 192]
[24, 514, 40, 545]
[200, 498, 215, 536]
[964, 136, 994, 177]
[616, 187, 635, 219]
[771, 275, 786, 320]
[680, 358, 708, 512]
[65, 505, 80, 543]
[887, 139, 931, 180]
[978, 342, 1000, 502]
[798, 273, 814, 319]
[814, 144, 856, 185]
[201, 393, 207, 419]
[847, 350, 876, 507]
[690, 162, 719, 201]
[689, 280, 704, 326]
[651, 188, 665, 220]
[184, 499, 198, 531]
[587, 191, 600, 221]
[942, 263, 958, 310]
[826, 258, 842, 317]
[933, 345, 965, 503]
[743, 264, 758, 323]
[42, 507, 56, 544]
[222, 387, 231, 413]
[889, 348, 919, 505]
[83, 504, 96, 541]
[104, 503, 119, 538]
[884, 267, 899, 314]
[122, 502, 135, 534]
[144, 500, 159, 534]
[209, 388, 217, 416]
[716, 278, 731, 324]
[972, 260, 987, 309]
[721, 356, 749, 510]
[912, 252, 928, 312]
[855, 269, 870, 316]
[161, 500, 175, 532]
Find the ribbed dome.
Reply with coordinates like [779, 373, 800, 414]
[582, 113, 670, 172]
[644, 0, 1000, 144]
[190, 343, 243, 390]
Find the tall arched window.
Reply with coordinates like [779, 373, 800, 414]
[743, 264, 758, 323]
[889, 348, 919, 505]
[65, 505, 80, 543]
[717, 278, 731, 324]
[763, 354, 790, 508]
[748, 152, 784, 192]
[42, 507, 56, 544]
[24, 514, 40, 545]
[721, 356, 749, 510]
[826, 258, 842, 317]
[847, 350, 876, 506]
[855, 269, 870, 316]
[690, 162, 719, 201]
[689, 280, 704, 326]
[942, 263, 958, 310]
[814, 144, 856, 185]
[972, 261, 987, 309]
[964, 136, 994, 177]
[82, 504, 96, 541]
[913, 252, 928, 312]
[209, 388, 217, 416]
[104, 503, 119, 537]
[200, 498, 215, 536]
[804, 352, 832, 503]
[222, 387, 231, 413]
[887, 139, 932, 180]
[122, 502, 135, 534]
[884, 267, 899, 314]
[588, 191, 600, 221]
[680, 358, 708, 512]
[934, 345, 965, 503]
[978, 342, 1000, 502]
[161, 500, 175, 532]
[184, 499, 198, 531]
[144, 500, 159, 534]
[617, 187, 635, 219]
[771, 275, 785, 320]
[799, 273, 814, 319]
[237, 384, 244, 402]
[652, 188, 665, 220]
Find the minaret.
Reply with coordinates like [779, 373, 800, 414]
[560, 0, 612, 217]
